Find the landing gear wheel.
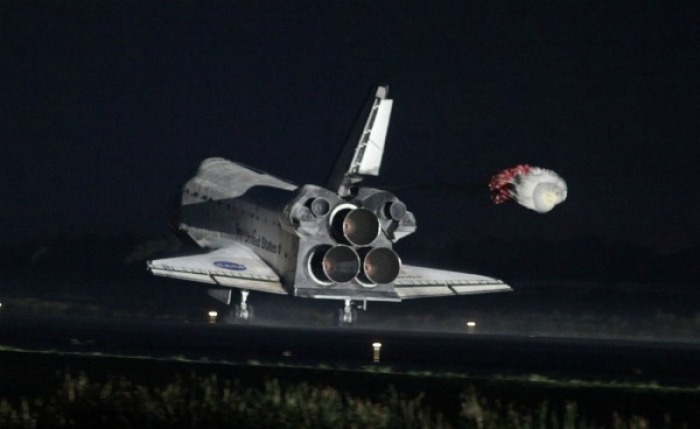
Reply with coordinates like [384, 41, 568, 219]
[225, 290, 254, 324]
[234, 304, 254, 323]
[337, 299, 357, 327]
[337, 309, 357, 326]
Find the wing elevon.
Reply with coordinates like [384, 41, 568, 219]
[394, 264, 511, 299]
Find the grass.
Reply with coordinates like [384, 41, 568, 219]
[1, 371, 684, 429]
[0, 349, 696, 429]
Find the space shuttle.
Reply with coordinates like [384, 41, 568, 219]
[148, 85, 511, 325]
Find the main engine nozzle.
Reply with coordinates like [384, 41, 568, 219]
[308, 245, 360, 284]
[330, 206, 380, 246]
[357, 247, 401, 286]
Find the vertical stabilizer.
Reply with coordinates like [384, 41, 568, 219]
[326, 85, 393, 197]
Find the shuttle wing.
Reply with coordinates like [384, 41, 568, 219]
[394, 265, 511, 299]
[147, 243, 287, 295]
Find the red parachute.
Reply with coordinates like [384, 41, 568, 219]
[489, 164, 567, 213]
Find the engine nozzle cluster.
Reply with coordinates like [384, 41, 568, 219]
[291, 188, 410, 288]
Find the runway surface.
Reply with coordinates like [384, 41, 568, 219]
[1, 313, 699, 386]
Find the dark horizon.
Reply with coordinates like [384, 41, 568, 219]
[2, 230, 698, 287]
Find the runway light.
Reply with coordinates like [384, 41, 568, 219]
[466, 321, 476, 333]
[466, 321, 476, 327]
[372, 342, 382, 362]
[208, 310, 218, 324]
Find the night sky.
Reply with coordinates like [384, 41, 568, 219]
[4, 1, 699, 252]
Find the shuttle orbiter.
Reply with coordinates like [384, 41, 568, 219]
[148, 86, 511, 325]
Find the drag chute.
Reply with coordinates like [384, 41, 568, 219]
[489, 164, 567, 213]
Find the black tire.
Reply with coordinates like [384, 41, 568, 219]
[336, 309, 357, 327]
[233, 305, 254, 323]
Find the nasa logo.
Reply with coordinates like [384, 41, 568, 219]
[213, 261, 247, 271]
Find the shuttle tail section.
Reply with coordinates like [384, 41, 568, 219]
[326, 85, 393, 197]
